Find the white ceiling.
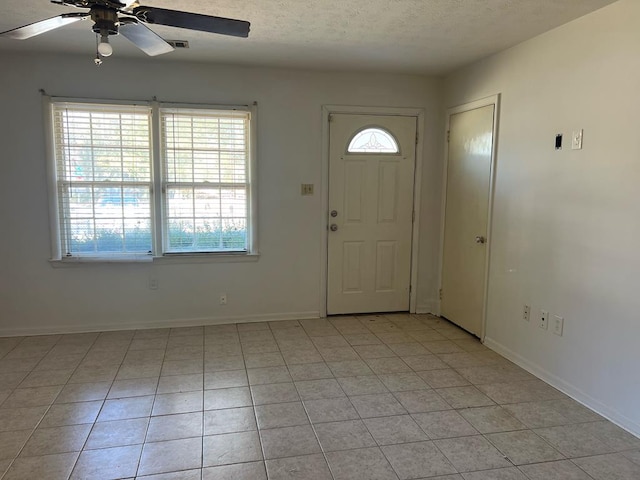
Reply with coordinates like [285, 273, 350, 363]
[0, 0, 617, 74]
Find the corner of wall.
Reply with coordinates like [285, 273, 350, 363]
[484, 336, 640, 439]
[416, 299, 439, 315]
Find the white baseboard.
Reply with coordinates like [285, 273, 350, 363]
[484, 336, 640, 439]
[0, 311, 322, 337]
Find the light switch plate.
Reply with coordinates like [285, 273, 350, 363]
[552, 315, 564, 336]
[301, 184, 314, 196]
[572, 129, 583, 150]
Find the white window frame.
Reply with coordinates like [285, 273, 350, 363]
[44, 96, 259, 264]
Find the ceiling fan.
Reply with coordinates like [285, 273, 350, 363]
[0, 0, 250, 64]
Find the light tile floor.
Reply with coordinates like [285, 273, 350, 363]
[0, 314, 638, 480]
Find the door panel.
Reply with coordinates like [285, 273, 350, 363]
[377, 162, 399, 223]
[375, 241, 397, 291]
[441, 104, 495, 336]
[343, 242, 364, 293]
[327, 114, 416, 315]
[344, 161, 366, 223]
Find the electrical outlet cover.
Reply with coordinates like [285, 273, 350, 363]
[539, 310, 549, 330]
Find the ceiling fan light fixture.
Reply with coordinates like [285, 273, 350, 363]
[97, 33, 113, 56]
[90, 7, 118, 58]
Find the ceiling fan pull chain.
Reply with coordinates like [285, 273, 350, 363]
[94, 32, 103, 66]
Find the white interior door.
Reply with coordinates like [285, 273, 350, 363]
[327, 114, 417, 315]
[441, 104, 495, 337]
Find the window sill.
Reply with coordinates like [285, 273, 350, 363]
[153, 252, 260, 265]
[49, 252, 260, 267]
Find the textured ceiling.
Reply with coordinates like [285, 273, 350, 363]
[0, 0, 617, 74]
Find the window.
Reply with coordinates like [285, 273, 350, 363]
[52, 102, 153, 257]
[161, 108, 249, 253]
[48, 99, 255, 260]
[347, 127, 399, 153]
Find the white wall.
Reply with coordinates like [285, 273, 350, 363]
[444, 0, 640, 436]
[0, 52, 443, 335]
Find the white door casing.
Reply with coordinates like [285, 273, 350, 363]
[440, 100, 497, 337]
[327, 114, 417, 315]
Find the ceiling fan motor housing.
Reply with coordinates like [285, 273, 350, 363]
[55, 0, 128, 10]
[91, 7, 119, 35]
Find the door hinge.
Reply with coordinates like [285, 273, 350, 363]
[446, 130, 450, 143]
[439, 288, 443, 300]
[328, 114, 334, 123]
[412, 210, 415, 223]
[415, 131, 419, 145]
[409, 285, 412, 293]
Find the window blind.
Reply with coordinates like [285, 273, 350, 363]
[161, 108, 250, 253]
[52, 102, 153, 256]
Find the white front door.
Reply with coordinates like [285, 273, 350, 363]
[441, 103, 495, 337]
[327, 114, 417, 315]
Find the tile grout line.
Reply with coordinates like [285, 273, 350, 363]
[351, 314, 454, 480]
[2, 332, 102, 480]
[296, 315, 414, 479]
[68, 330, 137, 480]
[295, 319, 349, 480]
[200, 327, 206, 478]
[236, 322, 266, 478]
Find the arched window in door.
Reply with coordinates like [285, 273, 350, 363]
[347, 127, 399, 153]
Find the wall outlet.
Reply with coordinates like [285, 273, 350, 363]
[552, 315, 564, 336]
[539, 310, 549, 330]
[148, 277, 158, 290]
[219, 294, 227, 305]
[523, 305, 531, 322]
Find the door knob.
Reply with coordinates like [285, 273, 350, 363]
[330, 224, 338, 232]
[330, 210, 338, 217]
[475, 236, 486, 244]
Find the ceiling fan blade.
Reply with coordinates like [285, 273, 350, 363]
[133, 6, 250, 38]
[118, 0, 139, 12]
[0, 13, 88, 40]
[119, 21, 174, 56]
